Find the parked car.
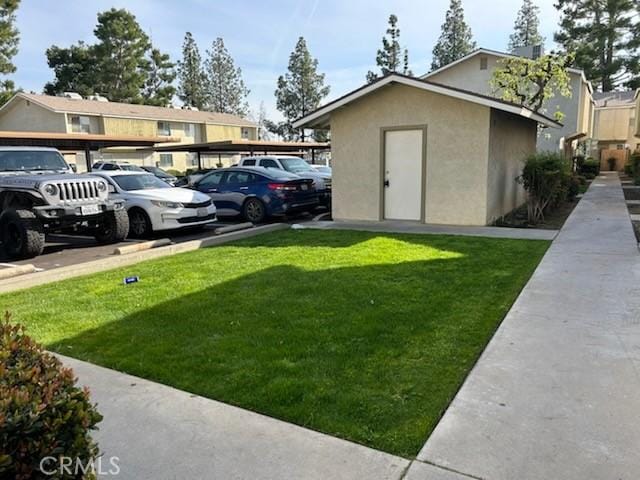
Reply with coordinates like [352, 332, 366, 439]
[92, 161, 145, 172]
[311, 165, 332, 175]
[193, 167, 318, 223]
[0, 147, 128, 259]
[174, 169, 215, 188]
[91, 171, 217, 238]
[238, 156, 331, 206]
[140, 166, 178, 186]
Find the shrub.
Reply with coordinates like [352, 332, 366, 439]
[517, 152, 569, 224]
[165, 169, 183, 177]
[624, 164, 633, 176]
[580, 157, 600, 178]
[631, 154, 640, 185]
[0, 314, 102, 479]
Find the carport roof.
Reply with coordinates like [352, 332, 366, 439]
[293, 73, 563, 130]
[151, 139, 330, 154]
[0, 130, 177, 150]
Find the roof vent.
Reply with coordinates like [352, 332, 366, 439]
[60, 92, 83, 100]
[87, 94, 109, 102]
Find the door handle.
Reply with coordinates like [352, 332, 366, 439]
[384, 180, 390, 187]
[240, 187, 249, 190]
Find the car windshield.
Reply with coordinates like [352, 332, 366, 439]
[112, 174, 171, 191]
[279, 157, 315, 174]
[120, 164, 144, 172]
[315, 166, 331, 174]
[0, 150, 68, 172]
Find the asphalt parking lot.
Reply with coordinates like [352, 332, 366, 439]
[0, 210, 328, 272]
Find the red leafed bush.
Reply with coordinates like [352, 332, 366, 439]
[0, 313, 103, 479]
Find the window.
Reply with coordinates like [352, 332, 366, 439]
[616, 144, 625, 150]
[480, 57, 488, 70]
[112, 174, 171, 191]
[187, 152, 198, 167]
[242, 159, 256, 166]
[199, 171, 224, 188]
[184, 123, 196, 137]
[70, 115, 91, 133]
[260, 159, 279, 169]
[226, 171, 256, 185]
[157, 121, 171, 136]
[241, 128, 251, 140]
[159, 153, 173, 167]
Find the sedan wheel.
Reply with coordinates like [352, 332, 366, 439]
[243, 198, 266, 223]
[129, 209, 151, 238]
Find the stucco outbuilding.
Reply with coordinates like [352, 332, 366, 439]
[294, 74, 560, 226]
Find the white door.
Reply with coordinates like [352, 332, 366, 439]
[383, 129, 424, 221]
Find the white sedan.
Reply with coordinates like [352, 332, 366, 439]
[91, 171, 217, 237]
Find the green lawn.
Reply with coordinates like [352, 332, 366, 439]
[1, 229, 548, 457]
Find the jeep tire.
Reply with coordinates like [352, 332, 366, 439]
[94, 209, 129, 244]
[0, 209, 45, 259]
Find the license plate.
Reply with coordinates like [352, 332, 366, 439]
[80, 204, 100, 215]
[301, 184, 308, 190]
[197, 208, 208, 217]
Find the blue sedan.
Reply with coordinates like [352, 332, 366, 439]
[193, 167, 319, 223]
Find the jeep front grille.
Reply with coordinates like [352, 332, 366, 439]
[53, 180, 104, 203]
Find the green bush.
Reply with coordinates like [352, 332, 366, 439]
[580, 157, 600, 178]
[165, 169, 184, 178]
[624, 164, 633, 176]
[518, 152, 570, 224]
[631, 154, 640, 185]
[0, 314, 102, 479]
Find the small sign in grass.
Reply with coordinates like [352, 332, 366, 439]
[1, 230, 549, 458]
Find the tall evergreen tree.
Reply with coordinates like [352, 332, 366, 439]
[555, 0, 640, 91]
[44, 42, 96, 97]
[0, 0, 20, 105]
[275, 37, 330, 141]
[92, 8, 151, 103]
[508, 0, 544, 52]
[177, 32, 207, 109]
[142, 48, 176, 107]
[204, 38, 249, 116]
[366, 14, 412, 83]
[431, 0, 476, 70]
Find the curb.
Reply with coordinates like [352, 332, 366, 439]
[0, 223, 290, 295]
[0, 264, 37, 280]
[214, 222, 254, 235]
[114, 238, 172, 255]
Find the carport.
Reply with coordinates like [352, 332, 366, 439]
[0, 131, 176, 171]
[152, 139, 330, 170]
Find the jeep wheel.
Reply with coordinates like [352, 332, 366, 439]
[0, 209, 45, 259]
[95, 209, 129, 244]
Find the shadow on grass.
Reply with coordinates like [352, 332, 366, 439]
[46, 232, 546, 458]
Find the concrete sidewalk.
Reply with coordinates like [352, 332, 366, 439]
[298, 220, 558, 241]
[60, 355, 409, 480]
[409, 173, 640, 479]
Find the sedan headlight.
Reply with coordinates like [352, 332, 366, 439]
[97, 181, 107, 192]
[151, 200, 183, 209]
[44, 184, 58, 196]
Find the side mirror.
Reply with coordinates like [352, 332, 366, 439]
[108, 184, 116, 194]
[69, 164, 77, 173]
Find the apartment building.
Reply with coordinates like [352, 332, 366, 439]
[0, 92, 258, 172]
[592, 91, 639, 170]
[421, 48, 595, 158]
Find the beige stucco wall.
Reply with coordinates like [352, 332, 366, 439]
[486, 109, 536, 223]
[103, 117, 157, 137]
[204, 124, 257, 142]
[594, 106, 638, 149]
[330, 83, 492, 226]
[0, 98, 67, 132]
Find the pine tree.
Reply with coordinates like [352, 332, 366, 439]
[431, 0, 476, 70]
[508, 0, 544, 52]
[44, 42, 96, 97]
[275, 37, 330, 141]
[204, 38, 250, 116]
[555, 0, 640, 91]
[92, 8, 151, 103]
[366, 14, 412, 83]
[142, 48, 176, 107]
[177, 32, 207, 109]
[0, 0, 20, 105]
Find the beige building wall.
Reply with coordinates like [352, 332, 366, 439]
[330, 84, 491, 226]
[594, 107, 634, 141]
[204, 124, 257, 142]
[486, 109, 536, 223]
[102, 117, 157, 137]
[0, 98, 67, 132]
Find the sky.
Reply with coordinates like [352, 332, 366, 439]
[13, 0, 561, 120]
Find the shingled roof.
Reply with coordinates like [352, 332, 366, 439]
[8, 93, 256, 127]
